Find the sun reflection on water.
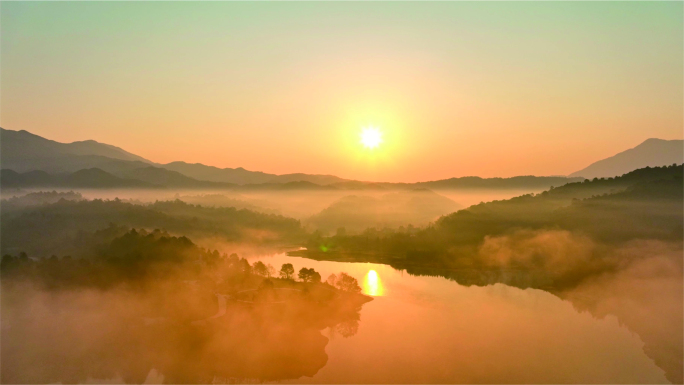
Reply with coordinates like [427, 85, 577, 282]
[363, 270, 384, 296]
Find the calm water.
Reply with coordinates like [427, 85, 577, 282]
[246, 253, 669, 384]
[2, 252, 676, 384]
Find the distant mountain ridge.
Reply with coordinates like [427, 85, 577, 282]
[570, 138, 683, 179]
[0, 168, 242, 189]
[416, 176, 582, 190]
[1, 168, 154, 189]
[0, 168, 347, 190]
[162, 161, 348, 185]
[2, 127, 581, 190]
[1, 128, 348, 186]
[1, 128, 151, 170]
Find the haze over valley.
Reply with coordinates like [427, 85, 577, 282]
[2, 126, 682, 383]
[1, 2, 682, 384]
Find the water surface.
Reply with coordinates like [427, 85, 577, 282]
[248, 254, 670, 384]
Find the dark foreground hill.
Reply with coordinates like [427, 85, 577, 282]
[299, 164, 683, 278]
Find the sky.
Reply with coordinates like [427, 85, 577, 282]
[1, 2, 682, 183]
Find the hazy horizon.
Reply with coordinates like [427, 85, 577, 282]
[1, 2, 682, 381]
[1, 127, 680, 183]
[1, 2, 682, 183]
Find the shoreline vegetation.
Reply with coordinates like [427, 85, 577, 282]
[2, 164, 680, 293]
[291, 164, 683, 290]
[1, 230, 372, 383]
[2, 164, 680, 294]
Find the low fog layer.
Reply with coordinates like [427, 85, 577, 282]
[1, 231, 371, 384]
[307, 189, 461, 234]
[1, 165, 681, 383]
[1, 187, 467, 239]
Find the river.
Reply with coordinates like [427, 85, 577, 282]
[245, 253, 670, 384]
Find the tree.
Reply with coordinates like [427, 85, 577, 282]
[298, 267, 310, 282]
[266, 263, 276, 278]
[326, 273, 337, 286]
[298, 267, 322, 283]
[239, 258, 252, 274]
[227, 253, 239, 267]
[253, 261, 268, 277]
[309, 270, 322, 283]
[335, 272, 361, 293]
[279, 263, 295, 280]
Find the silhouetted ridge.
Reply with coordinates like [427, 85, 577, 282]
[570, 138, 683, 178]
[1, 168, 153, 188]
[3, 128, 584, 188]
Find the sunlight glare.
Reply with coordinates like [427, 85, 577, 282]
[360, 127, 383, 149]
[363, 269, 384, 296]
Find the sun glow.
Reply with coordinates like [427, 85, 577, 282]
[360, 127, 383, 149]
[363, 269, 384, 296]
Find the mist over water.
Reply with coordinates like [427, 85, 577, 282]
[1, 187, 464, 224]
[1, 252, 370, 384]
[2, 1, 682, 382]
[244, 252, 677, 384]
[1, 181, 681, 383]
[3, 250, 674, 384]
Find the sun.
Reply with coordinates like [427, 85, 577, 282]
[360, 127, 383, 149]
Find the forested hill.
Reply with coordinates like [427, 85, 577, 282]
[440, 164, 682, 226]
[0, 198, 305, 258]
[436, 164, 682, 243]
[301, 164, 683, 285]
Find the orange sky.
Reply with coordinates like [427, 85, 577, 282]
[1, 2, 682, 182]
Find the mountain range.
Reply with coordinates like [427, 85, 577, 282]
[1, 127, 680, 189]
[0, 128, 347, 186]
[1, 168, 154, 189]
[570, 138, 683, 179]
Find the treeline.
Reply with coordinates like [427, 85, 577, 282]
[0, 197, 306, 258]
[431, 164, 683, 246]
[1, 229, 224, 289]
[270, 262, 361, 293]
[1, 228, 362, 296]
[1, 190, 84, 211]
